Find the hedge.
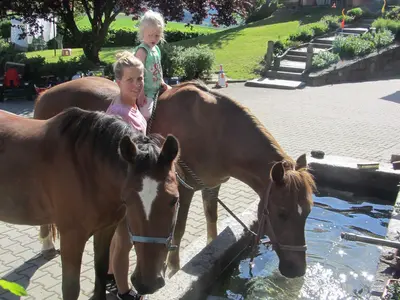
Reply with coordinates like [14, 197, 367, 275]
[48, 27, 212, 49]
[2, 41, 214, 83]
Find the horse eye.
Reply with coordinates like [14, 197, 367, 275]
[170, 197, 178, 207]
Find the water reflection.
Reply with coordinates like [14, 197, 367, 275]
[211, 191, 392, 300]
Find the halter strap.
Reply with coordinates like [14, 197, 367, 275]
[127, 201, 180, 251]
[253, 181, 308, 253]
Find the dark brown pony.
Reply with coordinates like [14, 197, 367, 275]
[34, 76, 315, 279]
[0, 107, 180, 299]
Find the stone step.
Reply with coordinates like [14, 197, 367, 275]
[342, 27, 369, 34]
[310, 42, 332, 49]
[265, 69, 303, 81]
[285, 54, 307, 62]
[288, 47, 326, 57]
[278, 60, 306, 73]
[288, 49, 307, 57]
[245, 77, 306, 90]
[338, 31, 360, 36]
[313, 36, 335, 44]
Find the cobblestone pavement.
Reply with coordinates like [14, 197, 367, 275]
[0, 78, 399, 299]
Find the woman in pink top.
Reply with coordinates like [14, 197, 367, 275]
[106, 51, 146, 300]
[107, 51, 147, 135]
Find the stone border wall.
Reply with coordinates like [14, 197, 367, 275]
[306, 43, 400, 86]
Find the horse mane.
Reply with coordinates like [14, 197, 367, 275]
[56, 107, 164, 173]
[176, 80, 316, 198]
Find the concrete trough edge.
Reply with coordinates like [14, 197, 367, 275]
[369, 188, 400, 299]
[149, 201, 259, 300]
[149, 155, 400, 300]
[307, 155, 400, 201]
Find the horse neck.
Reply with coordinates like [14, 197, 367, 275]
[221, 105, 289, 197]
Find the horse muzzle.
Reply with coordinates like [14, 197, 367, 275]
[131, 273, 165, 295]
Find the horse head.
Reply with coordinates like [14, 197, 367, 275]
[258, 154, 315, 278]
[119, 133, 180, 294]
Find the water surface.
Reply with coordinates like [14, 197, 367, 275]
[210, 189, 393, 300]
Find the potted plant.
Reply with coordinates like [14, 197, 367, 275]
[382, 279, 400, 300]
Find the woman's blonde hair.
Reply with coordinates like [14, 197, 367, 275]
[138, 10, 165, 42]
[113, 51, 144, 80]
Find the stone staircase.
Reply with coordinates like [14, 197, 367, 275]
[246, 19, 375, 90]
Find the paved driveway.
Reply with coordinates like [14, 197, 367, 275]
[0, 78, 399, 299]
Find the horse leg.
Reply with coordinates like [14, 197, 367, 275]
[202, 185, 221, 244]
[39, 224, 55, 252]
[167, 185, 195, 278]
[93, 225, 117, 300]
[60, 230, 88, 300]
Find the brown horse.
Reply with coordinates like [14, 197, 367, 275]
[0, 107, 180, 299]
[34, 76, 315, 279]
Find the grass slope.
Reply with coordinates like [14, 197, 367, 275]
[26, 8, 341, 79]
[75, 13, 219, 33]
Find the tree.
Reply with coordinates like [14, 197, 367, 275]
[0, 0, 253, 63]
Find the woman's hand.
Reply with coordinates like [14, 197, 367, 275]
[162, 81, 172, 91]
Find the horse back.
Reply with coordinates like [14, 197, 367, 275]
[34, 77, 118, 120]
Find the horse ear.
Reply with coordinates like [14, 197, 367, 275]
[158, 135, 179, 166]
[296, 154, 307, 170]
[119, 136, 138, 164]
[271, 162, 285, 185]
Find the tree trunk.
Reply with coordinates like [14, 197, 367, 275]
[83, 42, 101, 64]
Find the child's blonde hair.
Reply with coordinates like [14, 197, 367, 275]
[113, 51, 144, 80]
[138, 10, 165, 42]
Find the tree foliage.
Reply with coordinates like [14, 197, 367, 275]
[0, 0, 253, 63]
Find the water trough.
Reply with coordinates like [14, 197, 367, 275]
[147, 155, 400, 300]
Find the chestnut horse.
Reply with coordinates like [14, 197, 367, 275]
[34, 77, 315, 279]
[0, 107, 180, 299]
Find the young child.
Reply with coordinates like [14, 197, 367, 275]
[134, 10, 171, 121]
[106, 50, 146, 300]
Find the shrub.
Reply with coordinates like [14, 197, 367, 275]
[20, 55, 99, 82]
[347, 7, 364, 19]
[312, 50, 340, 70]
[21, 44, 214, 81]
[159, 44, 185, 78]
[289, 25, 315, 42]
[333, 34, 375, 58]
[179, 44, 215, 80]
[0, 21, 11, 40]
[385, 6, 400, 20]
[339, 15, 355, 24]
[289, 21, 331, 43]
[309, 21, 329, 36]
[372, 18, 400, 39]
[61, 27, 211, 49]
[361, 29, 395, 48]
[273, 39, 301, 56]
[321, 15, 340, 30]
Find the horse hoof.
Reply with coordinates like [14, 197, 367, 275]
[41, 248, 60, 259]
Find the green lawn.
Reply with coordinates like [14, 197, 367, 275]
[26, 47, 131, 63]
[75, 13, 220, 33]
[171, 7, 343, 79]
[26, 7, 342, 79]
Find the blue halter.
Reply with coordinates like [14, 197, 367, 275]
[127, 201, 180, 251]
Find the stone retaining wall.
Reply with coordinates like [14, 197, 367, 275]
[306, 43, 400, 86]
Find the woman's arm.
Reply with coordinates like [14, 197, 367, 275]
[135, 48, 147, 106]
